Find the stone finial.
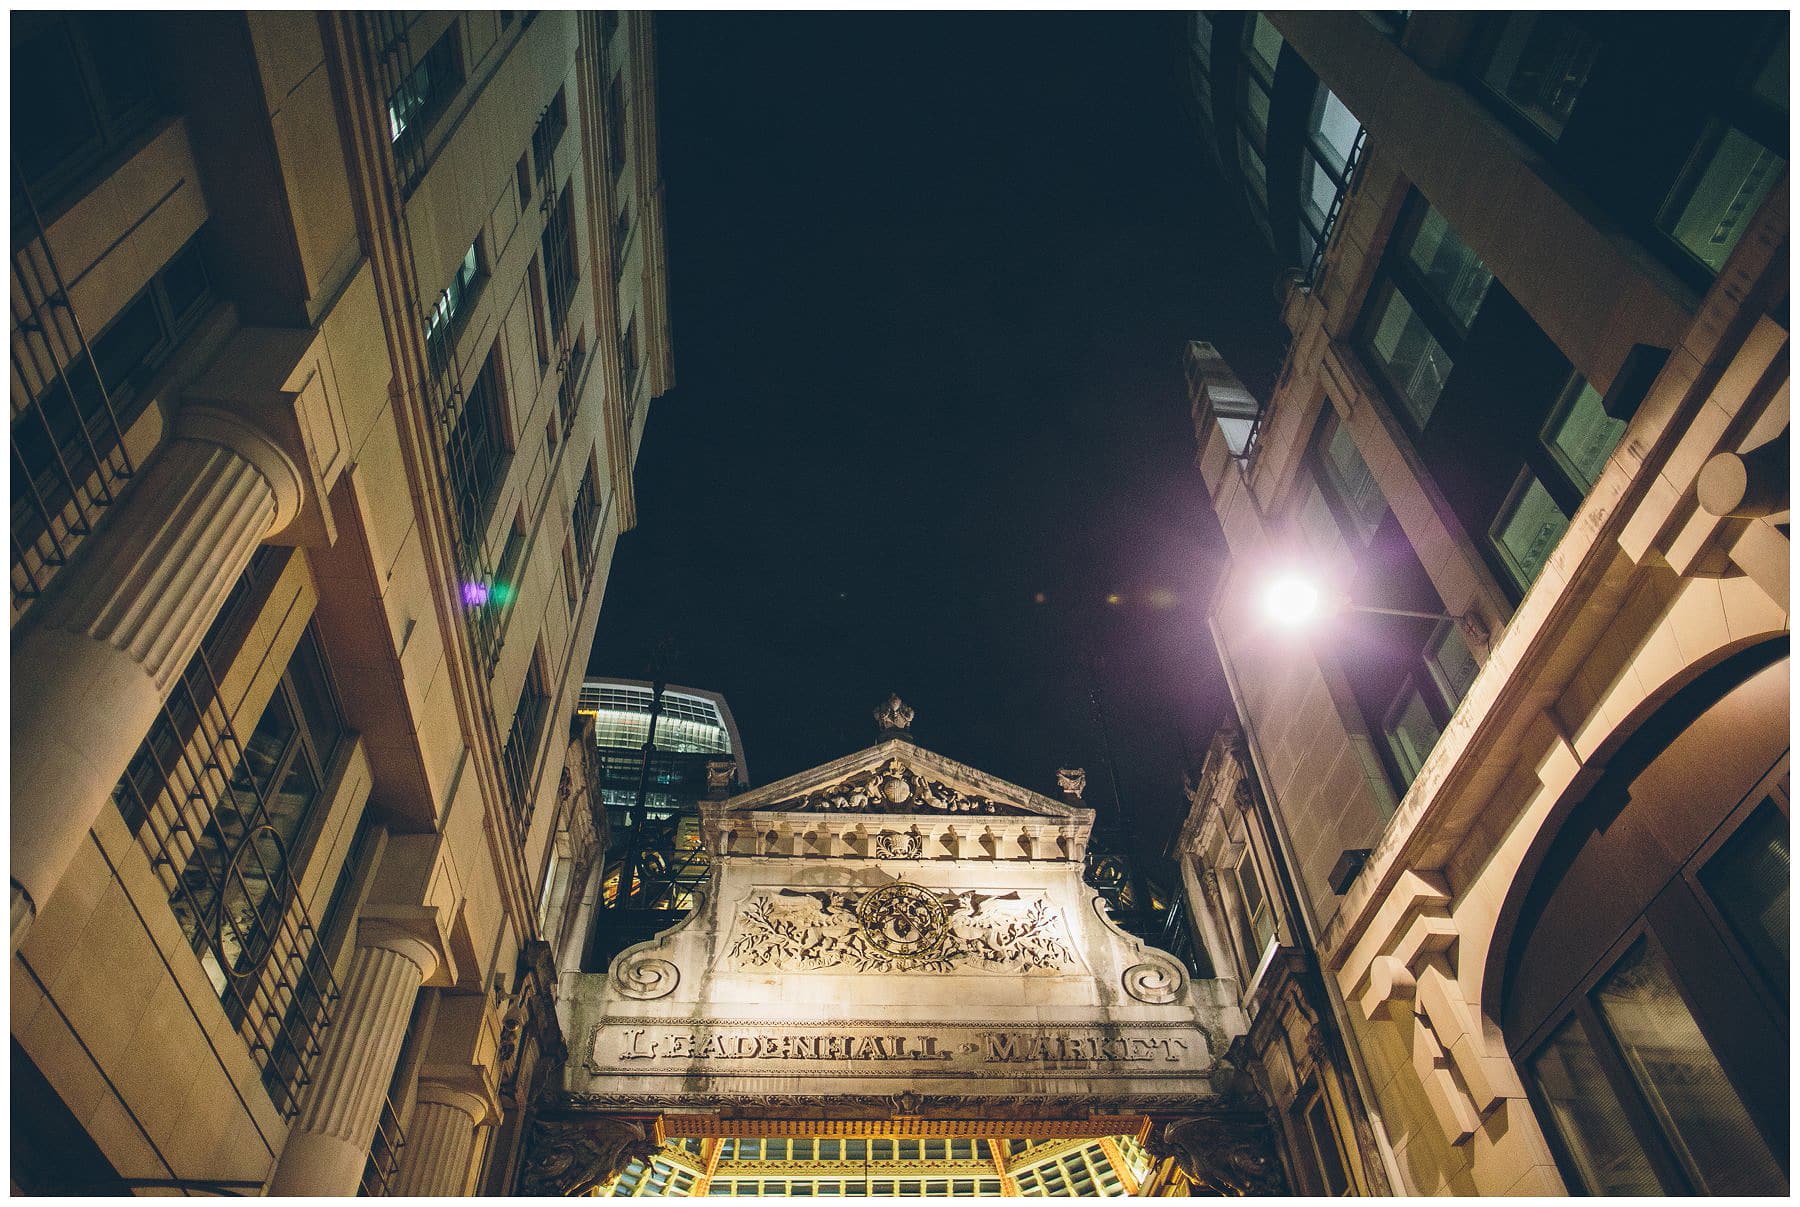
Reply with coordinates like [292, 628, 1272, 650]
[705, 758, 736, 797]
[1055, 767, 1087, 801]
[874, 693, 915, 735]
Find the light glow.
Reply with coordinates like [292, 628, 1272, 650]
[1263, 572, 1325, 628]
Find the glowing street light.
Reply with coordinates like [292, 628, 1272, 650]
[1259, 570, 1469, 629]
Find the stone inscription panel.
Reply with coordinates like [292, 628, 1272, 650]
[587, 1019, 1211, 1077]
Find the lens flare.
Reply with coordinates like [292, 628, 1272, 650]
[1263, 573, 1323, 628]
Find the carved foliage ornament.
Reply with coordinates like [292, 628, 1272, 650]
[871, 829, 924, 859]
[765, 758, 1025, 815]
[728, 884, 1075, 974]
[518, 1118, 659, 1196]
[1055, 767, 1087, 799]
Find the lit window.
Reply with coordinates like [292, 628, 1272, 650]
[1542, 376, 1625, 492]
[1365, 283, 1453, 426]
[1490, 471, 1571, 592]
[1658, 124, 1785, 275]
[1246, 13, 1283, 80]
[1383, 681, 1442, 785]
[1402, 207, 1494, 331]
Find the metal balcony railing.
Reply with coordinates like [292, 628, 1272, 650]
[10, 175, 136, 625]
[359, 1092, 408, 1196]
[1302, 126, 1367, 293]
[109, 644, 340, 1120]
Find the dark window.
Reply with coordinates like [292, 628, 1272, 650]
[606, 75, 628, 177]
[620, 315, 640, 397]
[599, 11, 620, 45]
[1476, 14, 1601, 141]
[532, 87, 568, 181]
[491, 512, 526, 626]
[541, 183, 579, 340]
[12, 11, 160, 203]
[516, 151, 532, 209]
[503, 651, 552, 825]
[1301, 1089, 1353, 1196]
[612, 199, 633, 276]
[526, 258, 551, 371]
[14, 230, 213, 566]
[444, 347, 510, 553]
[571, 457, 604, 578]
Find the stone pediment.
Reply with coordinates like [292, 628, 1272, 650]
[715, 740, 1079, 820]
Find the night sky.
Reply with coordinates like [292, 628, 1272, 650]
[589, 13, 1289, 872]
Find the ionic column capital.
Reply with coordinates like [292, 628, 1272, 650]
[176, 405, 306, 538]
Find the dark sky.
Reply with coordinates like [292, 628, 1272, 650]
[589, 13, 1288, 871]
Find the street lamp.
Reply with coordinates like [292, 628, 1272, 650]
[1259, 569, 1489, 652]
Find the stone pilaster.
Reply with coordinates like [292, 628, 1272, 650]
[12, 418, 303, 950]
[390, 1083, 488, 1197]
[267, 926, 439, 1196]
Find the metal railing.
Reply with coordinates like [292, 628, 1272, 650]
[10, 172, 137, 625]
[109, 644, 340, 1120]
[360, 1092, 409, 1196]
[1301, 126, 1367, 293]
[502, 665, 552, 829]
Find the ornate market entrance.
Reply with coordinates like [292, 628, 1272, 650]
[521, 703, 1284, 1195]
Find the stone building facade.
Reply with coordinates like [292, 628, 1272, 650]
[12, 11, 667, 1195]
[1184, 10, 1787, 1197]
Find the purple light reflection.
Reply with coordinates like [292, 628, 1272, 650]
[461, 580, 491, 607]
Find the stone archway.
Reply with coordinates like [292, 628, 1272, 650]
[520, 736, 1287, 1195]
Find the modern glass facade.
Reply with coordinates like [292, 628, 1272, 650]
[580, 679, 745, 970]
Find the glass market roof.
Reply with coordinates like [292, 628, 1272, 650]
[601, 1134, 1154, 1197]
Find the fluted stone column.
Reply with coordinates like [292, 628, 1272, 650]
[11, 410, 303, 950]
[390, 1082, 488, 1196]
[268, 925, 439, 1196]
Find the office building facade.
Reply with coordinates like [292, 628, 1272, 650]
[1183, 11, 1787, 1196]
[12, 10, 670, 1195]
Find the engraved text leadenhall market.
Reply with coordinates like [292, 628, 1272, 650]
[520, 702, 1287, 1196]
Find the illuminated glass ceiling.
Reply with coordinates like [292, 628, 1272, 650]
[602, 1135, 1154, 1197]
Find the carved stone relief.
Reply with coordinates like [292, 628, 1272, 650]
[758, 758, 1028, 816]
[1147, 1113, 1288, 1196]
[871, 830, 923, 859]
[726, 884, 1076, 974]
[517, 1117, 659, 1196]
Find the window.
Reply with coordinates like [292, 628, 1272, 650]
[526, 259, 552, 371]
[1298, 1086, 1353, 1195]
[620, 316, 641, 397]
[491, 512, 527, 628]
[1382, 680, 1442, 785]
[387, 25, 462, 170]
[1299, 88, 1363, 271]
[12, 11, 161, 201]
[1231, 848, 1275, 974]
[607, 75, 628, 176]
[1489, 371, 1628, 593]
[516, 152, 532, 209]
[444, 347, 510, 553]
[1245, 14, 1283, 81]
[503, 649, 553, 825]
[541, 183, 579, 340]
[532, 87, 568, 179]
[612, 199, 633, 277]
[1658, 123, 1785, 275]
[1477, 14, 1600, 141]
[171, 624, 344, 995]
[599, 11, 620, 46]
[1361, 198, 1493, 429]
[14, 231, 213, 564]
[424, 237, 484, 366]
